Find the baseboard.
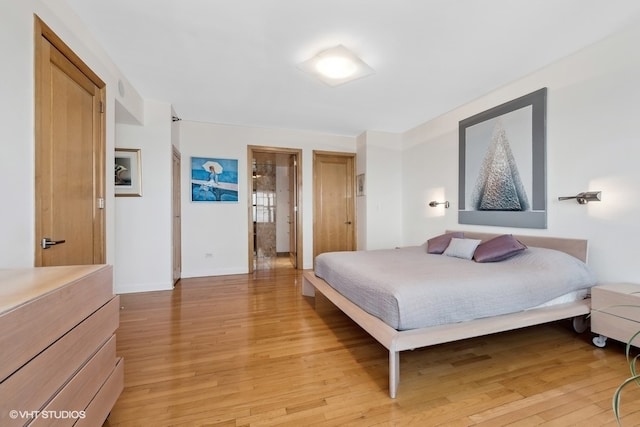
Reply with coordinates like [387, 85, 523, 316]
[180, 267, 249, 279]
[115, 281, 174, 294]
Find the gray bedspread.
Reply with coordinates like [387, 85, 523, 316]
[314, 246, 596, 330]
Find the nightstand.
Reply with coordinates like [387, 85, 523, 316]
[591, 283, 640, 348]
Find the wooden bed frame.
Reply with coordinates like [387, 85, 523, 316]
[302, 231, 592, 398]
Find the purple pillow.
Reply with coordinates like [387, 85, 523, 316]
[426, 232, 464, 254]
[473, 234, 527, 263]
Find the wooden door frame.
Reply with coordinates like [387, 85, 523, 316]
[247, 146, 302, 273]
[172, 146, 182, 284]
[312, 150, 356, 260]
[34, 16, 106, 265]
[287, 155, 298, 268]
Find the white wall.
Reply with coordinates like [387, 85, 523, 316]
[178, 121, 355, 277]
[357, 131, 403, 250]
[1, 1, 35, 267]
[115, 100, 174, 293]
[401, 21, 640, 283]
[5, 1, 640, 291]
[0, 1, 143, 271]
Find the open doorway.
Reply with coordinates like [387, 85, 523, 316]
[247, 146, 302, 273]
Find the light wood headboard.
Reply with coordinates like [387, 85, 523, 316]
[446, 230, 589, 263]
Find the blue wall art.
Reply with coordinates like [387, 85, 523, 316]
[191, 157, 239, 202]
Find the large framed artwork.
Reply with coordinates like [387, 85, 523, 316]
[458, 88, 547, 229]
[191, 157, 239, 202]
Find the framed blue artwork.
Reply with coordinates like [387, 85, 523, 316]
[191, 157, 239, 202]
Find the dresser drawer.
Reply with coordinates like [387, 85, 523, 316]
[29, 335, 118, 427]
[592, 283, 640, 311]
[0, 265, 113, 383]
[75, 357, 124, 427]
[591, 311, 640, 347]
[591, 283, 640, 347]
[0, 296, 119, 424]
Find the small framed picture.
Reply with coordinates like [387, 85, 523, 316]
[356, 173, 365, 196]
[115, 148, 142, 197]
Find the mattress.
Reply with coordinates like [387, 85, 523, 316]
[314, 245, 596, 330]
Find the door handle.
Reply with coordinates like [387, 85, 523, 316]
[42, 237, 66, 249]
[344, 221, 352, 224]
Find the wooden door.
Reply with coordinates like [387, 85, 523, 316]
[288, 155, 297, 268]
[313, 151, 356, 258]
[172, 147, 182, 283]
[34, 17, 106, 266]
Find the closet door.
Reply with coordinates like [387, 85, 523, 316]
[313, 151, 356, 259]
[34, 17, 106, 266]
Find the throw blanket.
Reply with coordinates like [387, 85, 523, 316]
[314, 246, 596, 330]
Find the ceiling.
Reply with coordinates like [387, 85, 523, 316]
[65, 0, 640, 137]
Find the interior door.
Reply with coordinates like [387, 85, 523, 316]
[288, 155, 297, 268]
[313, 151, 356, 258]
[34, 17, 106, 266]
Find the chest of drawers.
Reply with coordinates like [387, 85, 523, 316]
[0, 265, 123, 426]
[591, 283, 640, 348]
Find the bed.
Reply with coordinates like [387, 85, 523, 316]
[302, 231, 596, 398]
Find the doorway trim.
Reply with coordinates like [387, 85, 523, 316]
[172, 146, 182, 284]
[247, 146, 303, 273]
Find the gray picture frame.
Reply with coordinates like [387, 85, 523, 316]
[458, 88, 547, 229]
[356, 173, 365, 196]
[115, 148, 142, 197]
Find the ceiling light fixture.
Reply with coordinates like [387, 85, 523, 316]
[298, 44, 374, 87]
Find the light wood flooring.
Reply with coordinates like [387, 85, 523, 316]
[104, 269, 640, 426]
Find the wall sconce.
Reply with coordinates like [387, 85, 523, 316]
[429, 201, 450, 208]
[558, 191, 602, 204]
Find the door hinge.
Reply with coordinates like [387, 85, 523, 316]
[98, 198, 105, 209]
[99, 101, 104, 113]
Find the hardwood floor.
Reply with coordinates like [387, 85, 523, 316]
[104, 270, 640, 426]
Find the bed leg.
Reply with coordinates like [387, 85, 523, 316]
[302, 276, 315, 297]
[389, 350, 399, 399]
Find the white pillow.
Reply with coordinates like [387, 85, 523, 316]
[443, 238, 481, 260]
